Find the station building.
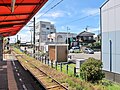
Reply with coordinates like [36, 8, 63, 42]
[101, 0, 120, 82]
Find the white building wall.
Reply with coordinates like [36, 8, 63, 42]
[35, 21, 56, 51]
[102, 0, 120, 74]
[48, 32, 77, 43]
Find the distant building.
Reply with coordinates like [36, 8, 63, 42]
[101, 0, 120, 82]
[94, 33, 101, 42]
[35, 21, 56, 51]
[77, 31, 95, 45]
[48, 32, 77, 43]
[47, 32, 77, 49]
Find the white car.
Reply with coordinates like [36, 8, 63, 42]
[69, 47, 80, 53]
[84, 48, 94, 54]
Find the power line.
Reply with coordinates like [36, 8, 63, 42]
[38, 0, 56, 14]
[63, 2, 120, 26]
[60, 11, 99, 26]
[38, 0, 64, 19]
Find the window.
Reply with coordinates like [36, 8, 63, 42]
[41, 24, 46, 28]
[57, 35, 62, 38]
[83, 37, 87, 40]
[37, 39, 39, 42]
[50, 32, 53, 34]
[46, 27, 49, 30]
[50, 25, 54, 29]
[36, 32, 40, 35]
[89, 37, 92, 40]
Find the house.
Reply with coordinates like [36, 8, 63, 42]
[77, 31, 95, 45]
[95, 33, 101, 42]
[101, 0, 120, 82]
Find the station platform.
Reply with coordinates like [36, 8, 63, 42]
[0, 61, 8, 90]
[0, 54, 44, 90]
[0, 54, 18, 90]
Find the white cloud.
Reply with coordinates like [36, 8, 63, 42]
[35, 10, 71, 19]
[35, 11, 64, 19]
[81, 8, 99, 15]
[44, 12, 64, 18]
[30, 12, 56, 24]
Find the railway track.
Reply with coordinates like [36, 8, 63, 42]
[12, 50, 68, 90]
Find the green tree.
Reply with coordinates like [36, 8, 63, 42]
[80, 58, 105, 83]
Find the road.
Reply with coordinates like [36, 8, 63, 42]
[69, 52, 101, 60]
[20, 46, 101, 61]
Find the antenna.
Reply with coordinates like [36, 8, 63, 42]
[85, 26, 89, 31]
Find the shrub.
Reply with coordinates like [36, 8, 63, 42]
[80, 58, 105, 83]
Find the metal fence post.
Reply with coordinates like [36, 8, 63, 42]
[45, 56, 46, 64]
[66, 64, 68, 74]
[42, 56, 43, 63]
[74, 67, 76, 76]
[40, 56, 41, 61]
[60, 63, 62, 72]
[55, 61, 57, 70]
[51, 61, 53, 68]
[48, 59, 49, 66]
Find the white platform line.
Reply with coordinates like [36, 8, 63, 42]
[17, 73, 20, 76]
[22, 84, 27, 90]
[19, 78, 22, 82]
[12, 61, 15, 66]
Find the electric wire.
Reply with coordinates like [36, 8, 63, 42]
[37, 0, 64, 19]
[39, 0, 57, 14]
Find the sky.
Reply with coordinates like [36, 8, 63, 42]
[10, 0, 105, 43]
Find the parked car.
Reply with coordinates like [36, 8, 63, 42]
[69, 46, 80, 53]
[83, 48, 94, 54]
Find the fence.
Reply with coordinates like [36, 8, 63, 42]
[38, 55, 81, 77]
[18, 48, 81, 77]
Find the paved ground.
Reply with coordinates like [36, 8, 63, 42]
[20, 46, 101, 61]
[12, 60, 45, 90]
[0, 61, 8, 90]
[69, 52, 101, 60]
[0, 54, 45, 90]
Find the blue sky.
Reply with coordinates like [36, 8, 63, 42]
[10, 0, 105, 43]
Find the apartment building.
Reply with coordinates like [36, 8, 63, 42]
[35, 21, 56, 51]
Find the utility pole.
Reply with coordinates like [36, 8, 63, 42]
[30, 29, 32, 46]
[67, 27, 70, 51]
[67, 27, 68, 51]
[33, 17, 35, 58]
[17, 35, 18, 41]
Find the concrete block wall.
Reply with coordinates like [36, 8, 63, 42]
[103, 70, 120, 83]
